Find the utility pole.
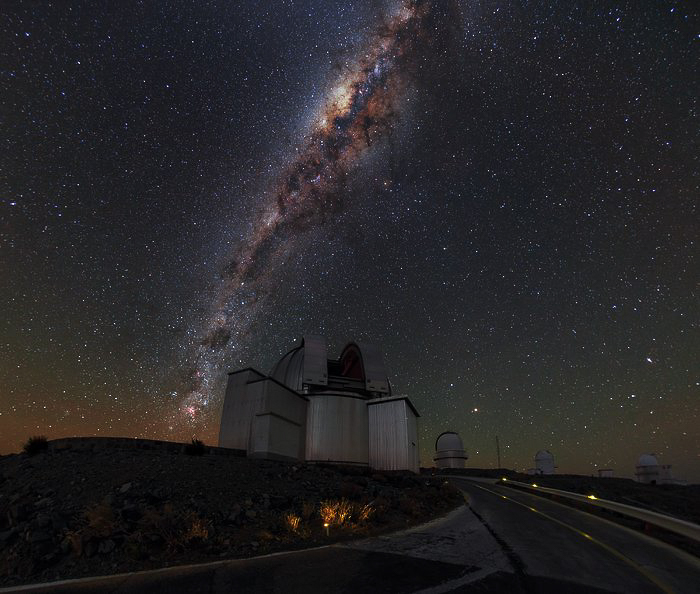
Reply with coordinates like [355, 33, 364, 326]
[495, 435, 501, 469]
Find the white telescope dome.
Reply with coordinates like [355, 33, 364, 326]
[434, 431, 467, 468]
[637, 453, 659, 467]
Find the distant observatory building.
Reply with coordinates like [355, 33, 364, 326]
[634, 454, 683, 485]
[528, 450, 555, 475]
[433, 431, 468, 468]
[218, 336, 420, 472]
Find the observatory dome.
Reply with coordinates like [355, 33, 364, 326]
[635, 453, 664, 484]
[436, 432, 464, 452]
[434, 431, 468, 468]
[268, 335, 391, 396]
[637, 454, 659, 467]
[533, 450, 555, 474]
[269, 343, 305, 392]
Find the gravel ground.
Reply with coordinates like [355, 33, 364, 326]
[0, 439, 463, 588]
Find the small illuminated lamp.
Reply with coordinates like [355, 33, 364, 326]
[323, 522, 330, 536]
[501, 477, 507, 482]
[587, 495, 597, 500]
[532, 483, 538, 488]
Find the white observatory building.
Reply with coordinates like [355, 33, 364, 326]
[634, 453, 683, 485]
[218, 335, 420, 472]
[433, 431, 468, 468]
[528, 450, 555, 475]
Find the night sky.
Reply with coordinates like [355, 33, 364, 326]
[2, 1, 698, 481]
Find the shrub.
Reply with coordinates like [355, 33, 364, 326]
[138, 503, 180, 553]
[184, 438, 206, 456]
[136, 504, 210, 553]
[64, 529, 83, 556]
[301, 501, 315, 522]
[84, 501, 116, 537]
[182, 512, 210, 543]
[23, 435, 48, 456]
[319, 500, 336, 526]
[285, 512, 301, 533]
[319, 498, 354, 527]
[356, 502, 374, 522]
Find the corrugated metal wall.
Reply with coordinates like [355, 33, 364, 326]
[368, 399, 419, 473]
[302, 335, 328, 386]
[406, 402, 419, 472]
[435, 454, 465, 469]
[356, 342, 390, 394]
[306, 394, 368, 464]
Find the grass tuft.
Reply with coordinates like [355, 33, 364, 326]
[184, 438, 206, 456]
[23, 435, 48, 456]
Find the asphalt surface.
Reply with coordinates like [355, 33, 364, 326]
[2, 478, 699, 593]
[0, 546, 467, 594]
[447, 478, 700, 594]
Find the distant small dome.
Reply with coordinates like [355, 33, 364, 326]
[434, 431, 467, 468]
[637, 454, 659, 467]
[435, 432, 464, 452]
[535, 450, 554, 461]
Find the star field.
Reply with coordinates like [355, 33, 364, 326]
[1, 1, 698, 481]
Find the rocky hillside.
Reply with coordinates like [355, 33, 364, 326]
[0, 438, 463, 588]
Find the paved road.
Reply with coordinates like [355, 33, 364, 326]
[3, 478, 698, 593]
[446, 477, 700, 594]
[0, 546, 467, 594]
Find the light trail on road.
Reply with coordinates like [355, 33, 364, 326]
[459, 480, 677, 594]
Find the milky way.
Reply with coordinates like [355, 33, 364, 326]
[4, 0, 697, 478]
[175, 1, 457, 428]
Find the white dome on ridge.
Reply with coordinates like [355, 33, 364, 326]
[637, 453, 659, 467]
[435, 432, 464, 452]
[434, 431, 468, 468]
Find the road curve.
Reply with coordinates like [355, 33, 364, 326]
[449, 477, 700, 594]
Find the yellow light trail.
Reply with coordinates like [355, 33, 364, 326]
[467, 482, 675, 594]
